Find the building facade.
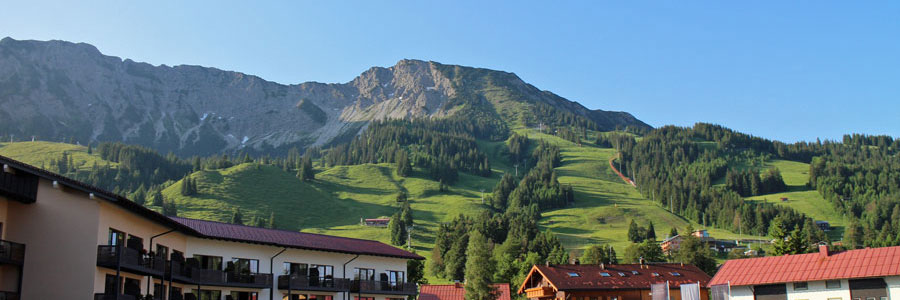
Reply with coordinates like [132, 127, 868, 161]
[517, 263, 711, 300]
[419, 283, 512, 300]
[709, 245, 900, 300]
[0, 155, 422, 300]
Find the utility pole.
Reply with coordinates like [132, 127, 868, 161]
[480, 189, 485, 205]
[406, 225, 413, 250]
[514, 164, 518, 177]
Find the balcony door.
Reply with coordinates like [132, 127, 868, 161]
[231, 258, 259, 274]
[195, 255, 223, 270]
[387, 270, 405, 285]
[355, 268, 375, 281]
[283, 262, 308, 276]
[310, 264, 334, 287]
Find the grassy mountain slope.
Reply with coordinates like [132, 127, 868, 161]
[0, 141, 118, 170]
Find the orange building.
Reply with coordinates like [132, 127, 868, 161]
[518, 263, 711, 300]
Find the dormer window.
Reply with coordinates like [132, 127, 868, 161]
[600, 272, 611, 277]
[652, 272, 660, 277]
[632, 271, 640, 275]
[618, 272, 626, 277]
[670, 272, 681, 276]
[567, 272, 580, 277]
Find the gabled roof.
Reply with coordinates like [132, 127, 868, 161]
[171, 217, 423, 259]
[0, 154, 423, 260]
[518, 264, 711, 293]
[419, 283, 511, 300]
[709, 245, 900, 286]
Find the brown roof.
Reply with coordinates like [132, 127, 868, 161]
[710, 245, 900, 286]
[0, 154, 423, 260]
[519, 264, 711, 293]
[171, 217, 423, 259]
[419, 283, 511, 300]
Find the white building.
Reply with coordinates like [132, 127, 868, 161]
[0, 154, 422, 300]
[709, 244, 900, 300]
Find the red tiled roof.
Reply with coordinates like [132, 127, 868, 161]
[419, 283, 511, 300]
[171, 217, 424, 260]
[520, 264, 711, 293]
[709, 246, 900, 286]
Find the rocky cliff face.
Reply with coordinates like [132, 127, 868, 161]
[0, 38, 649, 156]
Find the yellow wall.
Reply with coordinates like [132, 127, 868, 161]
[5, 179, 101, 299]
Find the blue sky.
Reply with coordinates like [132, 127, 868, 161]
[2, 1, 898, 142]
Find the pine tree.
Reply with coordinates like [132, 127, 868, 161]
[389, 212, 407, 246]
[396, 149, 411, 177]
[298, 155, 315, 181]
[151, 190, 164, 206]
[87, 143, 93, 154]
[669, 227, 679, 238]
[464, 231, 497, 300]
[162, 199, 177, 216]
[231, 207, 244, 225]
[268, 212, 276, 229]
[646, 221, 657, 241]
[400, 202, 413, 227]
[627, 220, 642, 242]
[580, 244, 618, 264]
[132, 185, 147, 205]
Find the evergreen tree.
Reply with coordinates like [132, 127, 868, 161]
[400, 202, 414, 227]
[132, 185, 147, 205]
[407, 251, 427, 285]
[396, 149, 412, 177]
[627, 220, 643, 242]
[390, 213, 407, 246]
[843, 219, 863, 249]
[646, 221, 657, 241]
[268, 212, 276, 229]
[669, 227, 679, 238]
[87, 143, 93, 154]
[298, 155, 315, 181]
[464, 231, 497, 300]
[151, 190, 164, 206]
[231, 207, 244, 225]
[162, 198, 177, 216]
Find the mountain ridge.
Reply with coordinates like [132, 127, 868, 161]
[0, 37, 649, 156]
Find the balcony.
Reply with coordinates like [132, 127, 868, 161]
[525, 286, 555, 298]
[96, 245, 165, 277]
[278, 275, 350, 292]
[351, 280, 417, 295]
[93, 294, 137, 300]
[189, 268, 273, 288]
[0, 291, 20, 300]
[0, 240, 25, 265]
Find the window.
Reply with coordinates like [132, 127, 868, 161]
[194, 255, 223, 271]
[283, 262, 308, 276]
[652, 272, 660, 277]
[169, 287, 182, 300]
[670, 272, 681, 276]
[600, 272, 611, 277]
[388, 270, 406, 285]
[123, 278, 141, 297]
[631, 271, 639, 275]
[153, 284, 166, 300]
[793, 282, 808, 290]
[567, 272, 580, 277]
[618, 272, 626, 277]
[826, 280, 841, 289]
[155, 244, 169, 259]
[108, 228, 125, 246]
[193, 289, 221, 300]
[126, 234, 143, 251]
[230, 291, 258, 300]
[310, 264, 334, 287]
[172, 250, 184, 261]
[231, 258, 259, 273]
[104, 274, 121, 294]
[355, 268, 375, 281]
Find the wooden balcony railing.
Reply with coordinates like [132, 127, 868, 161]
[525, 286, 555, 298]
[96, 245, 165, 277]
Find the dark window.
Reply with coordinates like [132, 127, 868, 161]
[311, 264, 334, 287]
[195, 255, 223, 270]
[156, 244, 169, 259]
[170, 287, 182, 300]
[283, 262, 308, 275]
[193, 289, 221, 300]
[126, 234, 144, 251]
[794, 282, 808, 290]
[124, 278, 141, 297]
[104, 274, 120, 294]
[229, 291, 258, 300]
[230, 258, 259, 273]
[108, 228, 125, 246]
[355, 268, 375, 280]
[827, 280, 842, 289]
[154, 284, 166, 300]
[172, 250, 184, 261]
[387, 270, 405, 285]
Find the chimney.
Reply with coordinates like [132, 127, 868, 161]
[454, 280, 462, 288]
[819, 244, 830, 258]
[639, 256, 645, 268]
[600, 262, 605, 270]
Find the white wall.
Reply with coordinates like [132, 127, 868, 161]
[185, 237, 411, 300]
[787, 280, 852, 300]
[730, 286, 754, 300]
[884, 276, 900, 300]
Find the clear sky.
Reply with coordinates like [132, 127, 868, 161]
[2, 1, 898, 142]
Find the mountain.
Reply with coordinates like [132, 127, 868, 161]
[0, 37, 650, 156]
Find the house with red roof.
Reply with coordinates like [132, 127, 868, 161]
[419, 282, 511, 300]
[708, 244, 900, 300]
[0, 154, 423, 300]
[518, 263, 711, 300]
